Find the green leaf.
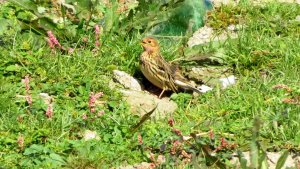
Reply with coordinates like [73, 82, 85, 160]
[49, 153, 66, 164]
[0, 19, 10, 35]
[24, 144, 45, 155]
[237, 151, 248, 169]
[9, 0, 37, 12]
[275, 150, 289, 169]
[258, 151, 268, 169]
[5, 65, 21, 72]
[103, 133, 112, 142]
[104, 2, 119, 32]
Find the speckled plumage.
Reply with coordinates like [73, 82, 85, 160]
[140, 37, 177, 94]
[139, 37, 200, 98]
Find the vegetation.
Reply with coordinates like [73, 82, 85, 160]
[0, 0, 299, 168]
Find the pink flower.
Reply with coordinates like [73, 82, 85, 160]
[97, 110, 105, 117]
[47, 31, 61, 49]
[138, 133, 143, 145]
[17, 115, 23, 123]
[149, 163, 156, 169]
[68, 48, 74, 54]
[170, 140, 181, 155]
[221, 137, 228, 148]
[22, 75, 32, 106]
[17, 135, 24, 149]
[94, 25, 101, 47]
[214, 137, 231, 152]
[95, 25, 100, 34]
[168, 117, 174, 127]
[88, 92, 103, 113]
[95, 41, 100, 47]
[46, 103, 53, 118]
[47, 38, 55, 49]
[209, 128, 214, 140]
[82, 113, 87, 120]
[172, 128, 182, 136]
[25, 95, 32, 106]
[22, 75, 30, 91]
[82, 37, 88, 43]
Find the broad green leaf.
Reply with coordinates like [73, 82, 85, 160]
[37, 17, 59, 34]
[24, 144, 45, 155]
[0, 19, 10, 35]
[104, 2, 119, 32]
[259, 151, 268, 169]
[49, 153, 66, 164]
[9, 0, 38, 15]
[5, 65, 20, 72]
[237, 151, 248, 169]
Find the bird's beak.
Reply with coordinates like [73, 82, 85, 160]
[140, 42, 146, 46]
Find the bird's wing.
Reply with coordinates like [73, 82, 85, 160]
[170, 64, 189, 82]
[154, 55, 178, 92]
[170, 64, 202, 93]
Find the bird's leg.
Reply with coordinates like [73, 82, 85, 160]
[158, 89, 166, 99]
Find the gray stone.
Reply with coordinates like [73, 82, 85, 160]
[111, 70, 178, 117]
[187, 25, 238, 47]
[230, 151, 299, 169]
[120, 89, 177, 117]
[113, 70, 143, 91]
[82, 130, 100, 141]
[118, 162, 154, 169]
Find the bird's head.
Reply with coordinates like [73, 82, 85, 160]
[141, 37, 160, 53]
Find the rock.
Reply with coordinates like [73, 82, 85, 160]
[187, 25, 238, 47]
[82, 130, 100, 141]
[113, 70, 143, 91]
[187, 67, 232, 86]
[210, 0, 300, 7]
[219, 75, 236, 89]
[210, 0, 239, 7]
[230, 151, 299, 169]
[294, 15, 300, 22]
[110, 70, 178, 117]
[39, 93, 52, 105]
[198, 85, 213, 93]
[120, 89, 178, 117]
[118, 162, 155, 169]
[185, 67, 237, 90]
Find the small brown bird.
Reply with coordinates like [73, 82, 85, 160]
[140, 37, 201, 98]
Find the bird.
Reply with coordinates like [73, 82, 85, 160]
[139, 37, 201, 98]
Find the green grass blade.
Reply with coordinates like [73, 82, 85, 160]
[275, 150, 289, 169]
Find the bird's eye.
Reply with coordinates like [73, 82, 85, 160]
[148, 40, 152, 43]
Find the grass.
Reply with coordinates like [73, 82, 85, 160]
[0, 1, 300, 168]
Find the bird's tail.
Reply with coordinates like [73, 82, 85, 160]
[174, 80, 202, 94]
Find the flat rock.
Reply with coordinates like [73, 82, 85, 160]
[82, 130, 100, 141]
[113, 70, 143, 91]
[231, 151, 300, 169]
[118, 162, 154, 169]
[120, 89, 177, 117]
[188, 25, 238, 47]
[187, 67, 234, 87]
[210, 0, 300, 7]
[111, 70, 177, 117]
